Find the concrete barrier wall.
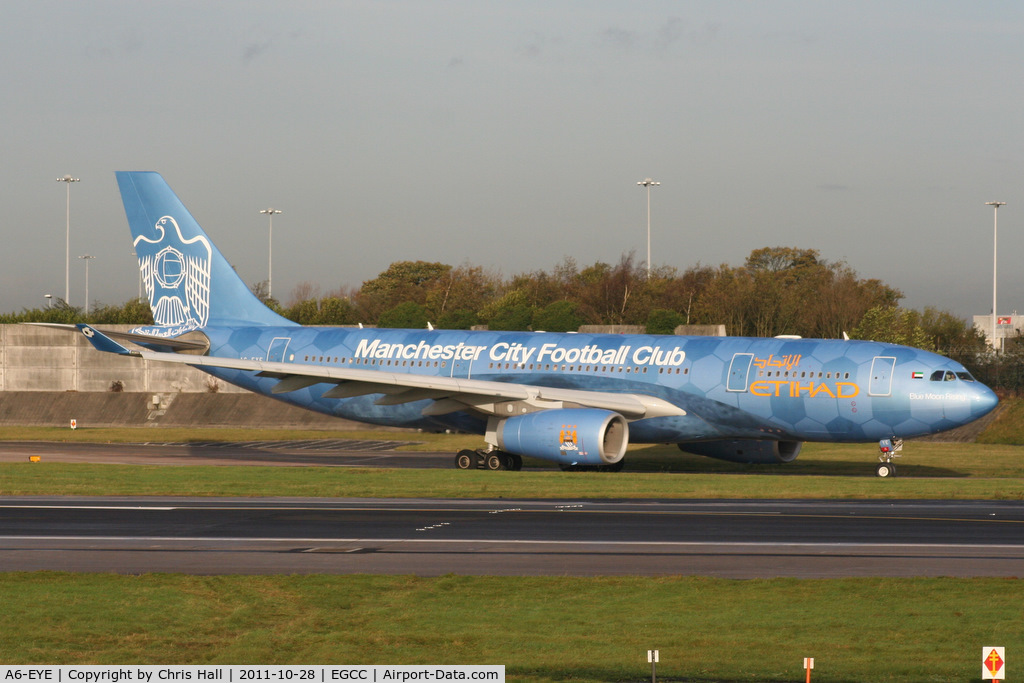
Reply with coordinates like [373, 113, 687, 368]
[674, 324, 726, 336]
[0, 391, 370, 430]
[0, 325, 381, 429]
[576, 325, 647, 335]
[0, 325, 244, 393]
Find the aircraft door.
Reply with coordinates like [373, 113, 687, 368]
[450, 357, 474, 379]
[727, 353, 754, 392]
[267, 337, 291, 363]
[868, 356, 896, 396]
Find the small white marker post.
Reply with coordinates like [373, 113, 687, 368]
[804, 657, 814, 683]
[647, 649, 658, 683]
[983, 647, 1005, 680]
[70, 419, 77, 430]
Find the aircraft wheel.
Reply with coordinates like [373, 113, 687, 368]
[507, 453, 523, 471]
[875, 462, 896, 478]
[485, 453, 505, 470]
[455, 450, 474, 470]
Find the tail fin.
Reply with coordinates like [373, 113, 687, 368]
[116, 171, 294, 331]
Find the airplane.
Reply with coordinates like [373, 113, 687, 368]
[71, 171, 998, 477]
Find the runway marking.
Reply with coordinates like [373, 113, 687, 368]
[2, 535, 1023, 549]
[2, 503, 1021, 525]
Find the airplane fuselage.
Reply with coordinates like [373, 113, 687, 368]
[192, 325, 995, 445]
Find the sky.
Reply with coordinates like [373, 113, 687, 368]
[4, 1, 1024, 320]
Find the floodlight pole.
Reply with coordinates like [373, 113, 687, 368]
[987, 201, 1006, 352]
[637, 178, 660, 278]
[260, 208, 282, 299]
[79, 254, 95, 315]
[57, 175, 80, 304]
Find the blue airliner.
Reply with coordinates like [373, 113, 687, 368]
[76, 172, 998, 476]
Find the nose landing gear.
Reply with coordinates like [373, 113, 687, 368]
[876, 438, 903, 477]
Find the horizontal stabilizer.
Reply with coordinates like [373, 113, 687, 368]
[25, 323, 210, 352]
[76, 324, 138, 356]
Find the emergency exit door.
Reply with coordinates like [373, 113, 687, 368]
[868, 356, 896, 396]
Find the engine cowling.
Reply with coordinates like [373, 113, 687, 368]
[496, 408, 629, 466]
[678, 439, 802, 464]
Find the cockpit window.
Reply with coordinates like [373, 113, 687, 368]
[956, 372, 976, 382]
[930, 370, 958, 382]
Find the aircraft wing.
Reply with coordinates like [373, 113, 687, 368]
[76, 325, 685, 420]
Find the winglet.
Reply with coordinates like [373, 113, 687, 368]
[76, 324, 139, 356]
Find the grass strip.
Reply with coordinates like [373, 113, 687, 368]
[1, 573, 1020, 682]
[2, 440, 1024, 499]
[2, 461, 1024, 500]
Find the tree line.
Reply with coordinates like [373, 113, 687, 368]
[270, 246, 987, 353]
[5, 246, 987, 348]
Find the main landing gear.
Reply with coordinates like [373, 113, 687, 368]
[876, 437, 903, 478]
[454, 449, 523, 471]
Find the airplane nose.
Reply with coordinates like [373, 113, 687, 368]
[975, 384, 999, 417]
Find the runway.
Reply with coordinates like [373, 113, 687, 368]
[2, 497, 1023, 577]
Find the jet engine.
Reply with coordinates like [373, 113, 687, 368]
[678, 439, 802, 464]
[496, 408, 628, 466]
